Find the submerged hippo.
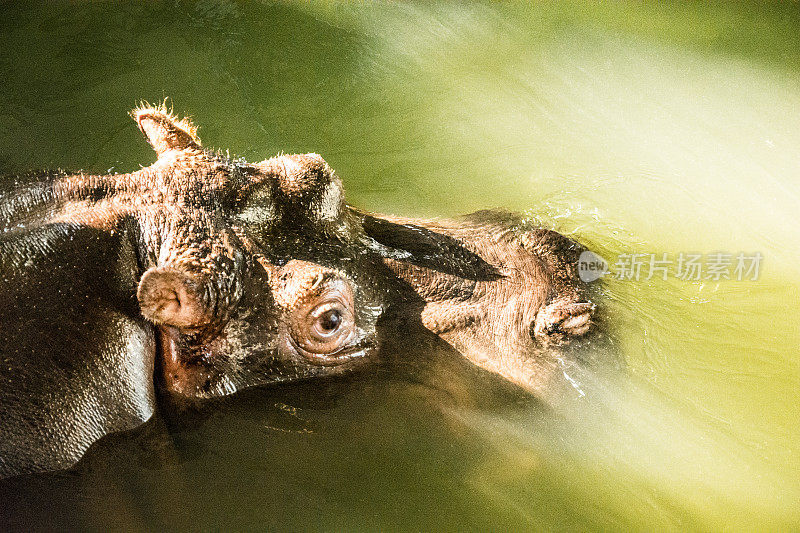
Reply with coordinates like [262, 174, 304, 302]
[0, 104, 596, 478]
[0, 106, 385, 477]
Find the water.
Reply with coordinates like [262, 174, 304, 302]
[1, 2, 798, 529]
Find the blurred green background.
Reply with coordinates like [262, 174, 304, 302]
[1, 1, 799, 530]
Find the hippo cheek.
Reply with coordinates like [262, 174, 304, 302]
[158, 326, 195, 396]
[157, 326, 226, 397]
[278, 327, 377, 369]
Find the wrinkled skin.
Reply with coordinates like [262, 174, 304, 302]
[360, 211, 596, 396]
[0, 105, 597, 478]
[0, 106, 383, 477]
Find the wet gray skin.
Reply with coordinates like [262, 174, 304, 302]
[0, 106, 383, 478]
[0, 106, 597, 478]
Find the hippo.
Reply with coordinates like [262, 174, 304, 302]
[0, 104, 597, 478]
[0, 105, 385, 477]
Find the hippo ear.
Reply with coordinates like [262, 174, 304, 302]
[131, 103, 201, 156]
[137, 267, 210, 329]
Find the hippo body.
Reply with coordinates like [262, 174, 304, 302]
[0, 219, 155, 476]
[0, 105, 598, 478]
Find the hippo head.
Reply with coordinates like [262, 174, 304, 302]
[121, 104, 392, 400]
[125, 103, 597, 401]
[227, 147, 599, 399]
[138, 255, 378, 399]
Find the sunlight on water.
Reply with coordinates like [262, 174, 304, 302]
[0, 1, 798, 529]
[306, 3, 800, 527]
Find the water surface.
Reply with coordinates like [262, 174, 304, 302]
[1, 2, 798, 530]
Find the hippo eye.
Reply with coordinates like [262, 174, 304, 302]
[316, 308, 342, 334]
[308, 303, 346, 340]
[288, 277, 357, 358]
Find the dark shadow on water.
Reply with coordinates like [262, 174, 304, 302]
[0, 337, 554, 531]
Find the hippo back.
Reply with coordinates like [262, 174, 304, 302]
[0, 218, 156, 477]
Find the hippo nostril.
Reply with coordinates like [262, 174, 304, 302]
[561, 312, 591, 334]
[533, 301, 596, 342]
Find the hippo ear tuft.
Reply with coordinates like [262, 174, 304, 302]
[131, 100, 201, 156]
[137, 267, 210, 329]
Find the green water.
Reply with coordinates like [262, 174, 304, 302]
[1, 2, 799, 530]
